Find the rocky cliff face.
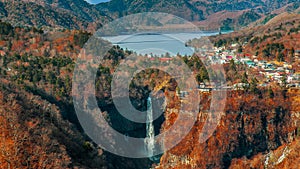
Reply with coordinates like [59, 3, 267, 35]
[230, 136, 300, 169]
[155, 91, 299, 169]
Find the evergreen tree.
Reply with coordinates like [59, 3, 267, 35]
[241, 72, 248, 84]
[281, 74, 287, 89]
[268, 87, 274, 99]
[277, 52, 284, 62]
[250, 78, 259, 94]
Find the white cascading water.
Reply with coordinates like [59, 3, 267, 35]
[145, 96, 155, 158]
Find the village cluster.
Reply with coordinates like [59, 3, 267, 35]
[211, 43, 300, 89]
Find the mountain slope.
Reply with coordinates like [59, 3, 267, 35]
[97, 0, 205, 21]
[0, 0, 299, 31]
[98, 0, 300, 29]
[210, 12, 300, 62]
[24, 0, 107, 21]
[0, 0, 110, 31]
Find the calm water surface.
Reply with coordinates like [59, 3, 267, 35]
[102, 32, 219, 56]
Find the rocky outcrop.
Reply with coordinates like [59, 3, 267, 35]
[156, 91, 299, 169]
[230, 137, 300, 169]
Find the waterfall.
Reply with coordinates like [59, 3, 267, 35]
[145, 96, 155, 158]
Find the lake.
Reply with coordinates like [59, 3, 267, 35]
[102, 32, 220, 56]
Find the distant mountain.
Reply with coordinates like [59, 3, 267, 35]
[98, 0, 298, 17]
[0, 0, 110, 31]
[0, 0, 299, 31]
[97, 0, 300, 30]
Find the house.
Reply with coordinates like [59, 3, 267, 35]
[245, 53, 252, 57]
[240, 57, 251, 63]
[198, 88, 211, 93]
[265, 63, 275, 69]
[245, 61, 256, 67]
[226, 56, 233, 60]
[198, 83, 206, 88]
[287, 76, 294, 83]
[231, 43, 238, 47]
[258, 61, 267, 67]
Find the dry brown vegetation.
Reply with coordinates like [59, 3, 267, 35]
[156, 89, 299, 169]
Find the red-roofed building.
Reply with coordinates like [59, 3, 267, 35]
[245, 53, 252, 57]
[226, 56, 233, 60]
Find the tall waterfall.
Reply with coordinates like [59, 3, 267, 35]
[145, 96, 155, 157]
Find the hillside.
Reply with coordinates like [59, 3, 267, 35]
[0, 0, 110, 31]
[98, 0, 294, 17]
[98, 0, 300, 30]
[0, 0, 299, 31]
[0, 22, 156, 168]
[0, 83, 109, 168]
[210, 12, 300, 62]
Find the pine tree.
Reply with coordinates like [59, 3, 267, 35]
[268, 87, 274, 99]
[250, 78, 259, 94]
